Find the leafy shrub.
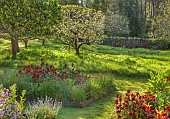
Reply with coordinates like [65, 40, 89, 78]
[25, 96, 62, 119]
[83, 74, 115, 100]
[147, 72, 170, 109]
[38, 80, 69, 101]
[0, 84, 26, 119]
[70, 85, 86, 102]
[112, 90, 170, 119]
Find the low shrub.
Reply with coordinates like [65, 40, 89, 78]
[0, 84, 26, 119]
[25, 96, 62, 119]
[147, 72, 170, 109]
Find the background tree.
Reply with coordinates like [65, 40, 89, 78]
[56, 5, 105, 55]
[116, 0, 146, 37]
[0, 0, 61, 59]
[154, 1, 170, 40]
[105, 13, 129, 38]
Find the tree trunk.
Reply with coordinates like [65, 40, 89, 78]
[42, 39, 45, 46]
[75, 47, 80, 56]
[74, 38, 80, 55]
[24, 41, 28, 49]
[11, 38, 17, 59]
[16, 38, 19, 52]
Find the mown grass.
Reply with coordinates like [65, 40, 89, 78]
[0, 38, 170, 119]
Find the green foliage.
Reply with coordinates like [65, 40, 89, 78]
[154, 1, 170, 40]
[0, 0, 62, 58]
[116, 0, 146, 37]
[70, 86, 86, 102]
[25, 96, 61, 119]
[147, 72, 170, 109]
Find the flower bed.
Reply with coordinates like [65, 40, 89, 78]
[111, 72, 170, 119]
[0, 84, 61, 119]
[12, 59, 115, 107]
[112, 90, 170, 119]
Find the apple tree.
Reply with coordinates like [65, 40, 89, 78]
[0, 0, 61, 59]
[56, 5, 105, 55]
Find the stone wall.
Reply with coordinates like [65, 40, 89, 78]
[103, 38, 170, 50]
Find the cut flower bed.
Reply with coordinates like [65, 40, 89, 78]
[4, 59, 115, 107]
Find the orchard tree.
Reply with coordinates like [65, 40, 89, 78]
[56, 5, 105, 55]
[0, 0, 61, 59]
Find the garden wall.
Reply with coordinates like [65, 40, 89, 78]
[103, 38, 170, 50]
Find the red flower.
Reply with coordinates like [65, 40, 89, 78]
[166, 106, 170, 112]
[144, 104, 151, 112]
[129, 112, 133, 116]
[63, 72, 66, 74]
[53, 71, 57, 75]
[16, 73, 18, 77]
[127, 90, 131, 93]
[131, 93, 136, 101]
[65, 76, 69, 78]
[60, 75, 63, 79]
[26, 69, 30, 73]
[119, 96, 122, 102]
[116, 94, 120, 98]
[117, 115, 122, 118]
[18, 70, 22, 74]
[156, 110, 166, 119]
[46, 63, 48, 66]
[114, 100, 118, 104]
[135, 92, 139, 97]
[116, 109, 121, 113]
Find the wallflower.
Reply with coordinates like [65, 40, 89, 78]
[129, 111, 133, 116]
[166, 106, 170, 112]
[114, 100, 118, 104]
[144, 104, 152, 112]
[156, 110, 166, 119]
[127, 90, 130, 93]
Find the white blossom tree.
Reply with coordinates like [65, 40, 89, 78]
[56, 5, 105, 55]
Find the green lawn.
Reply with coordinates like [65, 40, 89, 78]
[0, 39, 170, 119]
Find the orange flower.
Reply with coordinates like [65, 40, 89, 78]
[144, 104, 151, 112]
[156, 110, 166, 119]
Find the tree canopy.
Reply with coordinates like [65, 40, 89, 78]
[0, 0, 62, 59]
[56, 5, 105, 55]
